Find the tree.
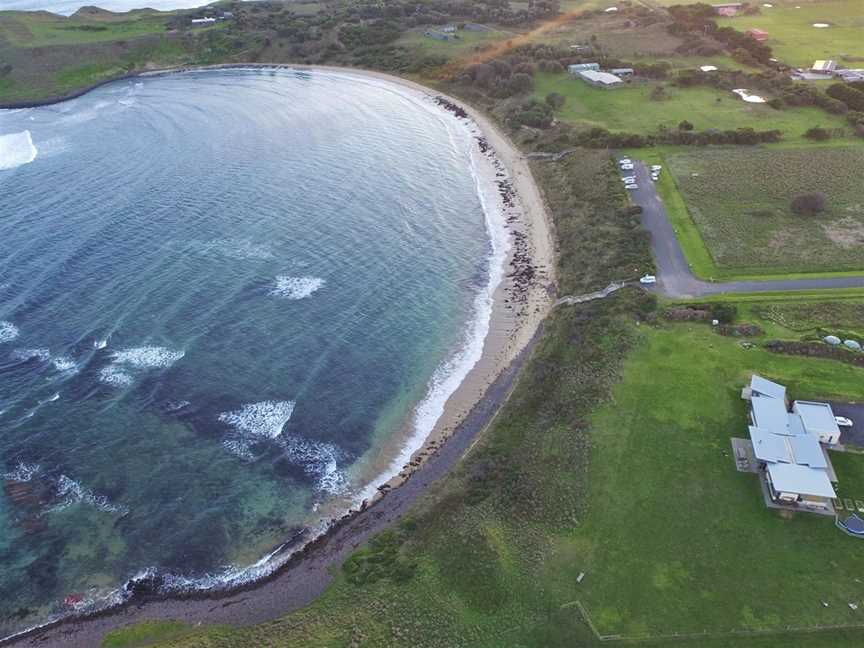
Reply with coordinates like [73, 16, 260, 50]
[649, 84, 668, 101]
[790, 192, 826, 216]
[678, 119, 694, 131]
[545, 92, 566, 110]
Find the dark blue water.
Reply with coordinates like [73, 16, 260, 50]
[0, 68, 502, 636]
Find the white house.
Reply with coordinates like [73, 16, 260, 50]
[793, 401, 842, 445]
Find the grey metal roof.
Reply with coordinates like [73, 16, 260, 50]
[750, 375, 786, 400]
[750, 426, 790, 463]
[795, 401, 840, 436]
[579, 70, 623, 85]
[787, 413, 806, 437]
[788, 435, 827, 468]
[767, 463, 836, 498]
[751, 397, 790, 435]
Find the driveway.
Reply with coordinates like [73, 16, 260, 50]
[621, 160, 864, 298]
[828, 401, 864, 447]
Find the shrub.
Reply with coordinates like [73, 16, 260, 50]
[649, 84, 668, 101]
[804, 126, 831, 141]
[790, 192, 827, 216]
[545, 92, 566, 110]
[678, 120, 694, 131]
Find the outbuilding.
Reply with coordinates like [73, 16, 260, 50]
[811, 60, 837, 74]
[577, 70, 624, 88]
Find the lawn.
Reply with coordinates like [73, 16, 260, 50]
[664, 146, 864, 275]
[570, 317, 864, 638]
[533, 72, 849, 142]
[0, 10, 171, 48]
[717, 0, 864, 68]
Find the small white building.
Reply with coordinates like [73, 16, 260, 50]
[793, 401, 842, 445]
[811, 60, 837, 74]
[577, 70, 624, 89]
[191, 17, 216, 25]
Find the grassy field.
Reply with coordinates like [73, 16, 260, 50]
[533, 72, 849, 142]
[0, 10, 172, 48]
[663, 146, 864, 275]
[717, 0, 864, 68]
[574, 317, 864, 638]
[395, 28, 513, 60]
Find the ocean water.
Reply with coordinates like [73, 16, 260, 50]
[0, 68, 503, 637]
[3, 0, 209, 14]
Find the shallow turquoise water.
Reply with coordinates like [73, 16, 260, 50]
[0, 68, 496, 635]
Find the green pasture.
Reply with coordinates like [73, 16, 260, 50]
[534, 72, 849, 142]
[573, 317, 864, 638]
[395, 28, 511, 60]
[0, 10, 172, 48]
[662, 146, 864, 275]
[717, 0, 864, 68]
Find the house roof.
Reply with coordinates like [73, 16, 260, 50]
[751, 375, 786, 400]
[795, 401, 840, 436]
[767, 463, 836, 498]
[812, 60, 837, 71]
[579, 70, 623, 85]
[751, 397, 791, 435]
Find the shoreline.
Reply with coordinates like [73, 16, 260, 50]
[0, 65, 557, 647]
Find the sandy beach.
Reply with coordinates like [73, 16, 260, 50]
[1, 65, 556, 648]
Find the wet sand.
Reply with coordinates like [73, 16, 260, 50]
[1, 66, 556, 647]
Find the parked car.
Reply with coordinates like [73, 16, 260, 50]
[620, 164, 634, 170]
[639, 274, 657, 284]
[625, 184, 639, 190]
[836, 416, 854, 428]
[619, 158, 632, 165]
[650, 174, 659, 182]
[622, 176, 636, 182]
[650, 165, 662, 171]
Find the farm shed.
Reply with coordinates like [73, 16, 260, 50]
[811, 60, 837, 73]
[576, 70, 624, 88]
[568, 63, 600, 74]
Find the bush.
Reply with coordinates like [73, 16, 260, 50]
[545, 92, 566, 110]
[790, 192, 827, 216]
[678, 120, 694, 131]
[804, 126, 831, 141]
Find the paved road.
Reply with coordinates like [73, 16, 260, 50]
[621, 160, 864, 298]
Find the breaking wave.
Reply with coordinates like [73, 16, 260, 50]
[0, 131, 38, 171]
[0, 321, 20, 343]
[51, 356, 78, 374]
[48, 475, 128, 515]
[270, 276, 325, 300]
[99, 346, 184, 387]
[11, 348, 50, 362]
[2, 461, 40, 483]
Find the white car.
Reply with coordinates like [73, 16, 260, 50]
[619, 158, 632, 165]
[835, 416, 854, 428]
[625, 184, 639, 190]
[650, 165, 662, 171]
[650, 174, 659, 182]
[620, 163, 634, 170]
[639, 274, 657, 284]
[622, 176, 636, 182]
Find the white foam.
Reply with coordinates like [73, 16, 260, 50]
[49, 474, 128, 515]
[94, 338, 108, 350]
[11, 348, 50, 362]
[270, 276, 325, 300]
[219, 400, 295, 457]
[52, 356, 78, 374]
[282, 435, 347, 494]
[42, 393, 60, 403]
[110, 346, 185, 368]
[0, 321, 19, 343]
[2, 461, 40, 482]
[0, 131, 37, 171]
[99, 366, 134, 387]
